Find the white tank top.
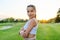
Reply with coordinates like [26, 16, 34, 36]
[23, 18, 38, 34]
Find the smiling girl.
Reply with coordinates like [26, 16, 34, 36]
[20, 5, 38, 40]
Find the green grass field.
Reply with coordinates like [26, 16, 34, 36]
[0, 22, 60, 40]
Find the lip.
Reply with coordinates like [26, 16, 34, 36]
[29, 14, 32, 16]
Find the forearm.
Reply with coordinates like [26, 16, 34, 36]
[22, 32, 29, 38]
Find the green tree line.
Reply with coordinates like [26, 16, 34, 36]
[0, 17, 28, 23]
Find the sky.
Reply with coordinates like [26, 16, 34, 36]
[0, 0, 60, 20]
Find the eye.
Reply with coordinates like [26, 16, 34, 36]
[27, 11, 29, 13]
[31, 10, 33, 12]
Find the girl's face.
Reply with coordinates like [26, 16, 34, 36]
[27, 7, 36, 19]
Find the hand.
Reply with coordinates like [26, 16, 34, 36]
[20, 31, 24, 36]
[22, 32, 28, 38]
[19, 31, 28, 38]
[22, 32, 26, 38]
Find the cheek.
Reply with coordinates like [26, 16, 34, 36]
[27, 13, 30, 16]
[31, 12, 36, 16]
[27, 13, 29, 16]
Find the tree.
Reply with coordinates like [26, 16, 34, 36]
[55, 8, 60, 23]
[55, 15, 60, 23]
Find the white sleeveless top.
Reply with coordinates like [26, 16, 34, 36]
[23, 18, 38, 34]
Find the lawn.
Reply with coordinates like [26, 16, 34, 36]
[0, 22, 60, 40]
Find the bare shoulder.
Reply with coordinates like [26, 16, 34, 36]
[31, 18, 37, 23]
[29, 18, 38, 25]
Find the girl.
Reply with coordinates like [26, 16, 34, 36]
[19, 5, 38, 40]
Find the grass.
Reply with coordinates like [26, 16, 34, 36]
[0, 22, 25, 40]
[37, 23, 60, 40]
[0, 22, 60, 40]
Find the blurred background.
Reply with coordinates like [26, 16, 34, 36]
[0, 0, 60, 23]
[0, 0, 60, 40]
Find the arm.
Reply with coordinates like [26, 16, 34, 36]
[23, 19, 37, 38]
